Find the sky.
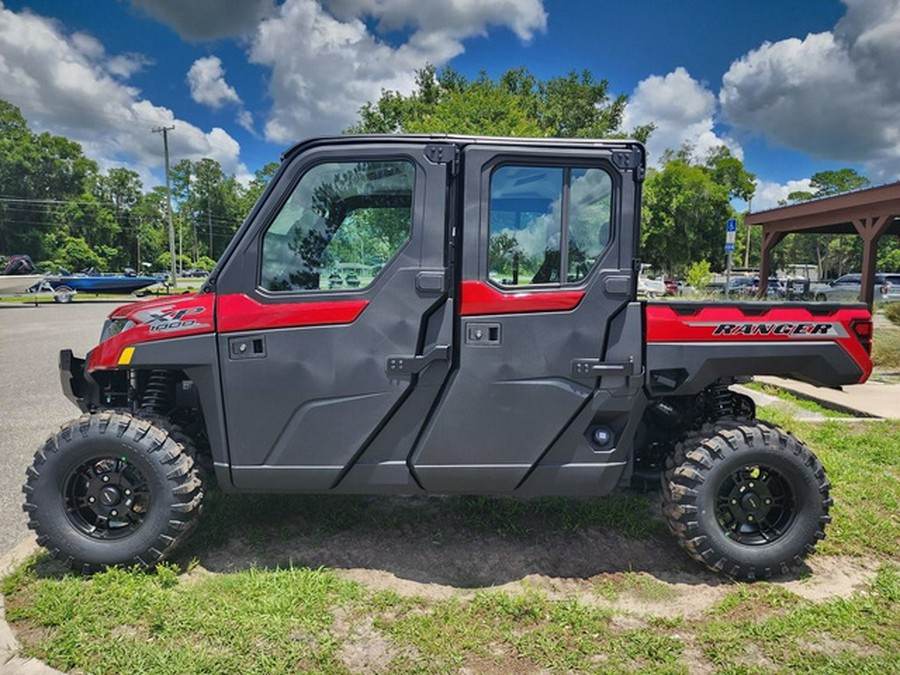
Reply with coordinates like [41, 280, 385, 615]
[1, 0, 898, 210]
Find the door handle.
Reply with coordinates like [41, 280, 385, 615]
[386, 345, 450, 375]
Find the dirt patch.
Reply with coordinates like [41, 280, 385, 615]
[192, 494, 880, 622]
[332, 607, 415, 673]
[799, 633, 881, 658]
[781, 555, 878, 602]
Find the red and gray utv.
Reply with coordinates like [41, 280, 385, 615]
[24, 135, 872, 580]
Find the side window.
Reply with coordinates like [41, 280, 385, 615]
[488, 165, 612, 287]
[261, 160, 414, 292]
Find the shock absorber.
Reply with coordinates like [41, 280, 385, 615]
[710, 381, 736, 419]
[140, 370, 175, 416]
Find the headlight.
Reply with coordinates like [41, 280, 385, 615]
[100, 318, 135, 343]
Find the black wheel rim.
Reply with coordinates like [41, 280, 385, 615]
[715, 464, 796, 545]
[64, 456, 151, 539]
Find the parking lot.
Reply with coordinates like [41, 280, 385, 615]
[0, 300, 128, 557]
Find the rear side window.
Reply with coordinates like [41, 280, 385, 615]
[261, 160, 414, 292]
[488, 165, 612, 287]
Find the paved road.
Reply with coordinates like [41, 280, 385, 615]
[0, 300, 128, 557]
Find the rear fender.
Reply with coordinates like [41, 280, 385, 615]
[645, 302, 872, 395]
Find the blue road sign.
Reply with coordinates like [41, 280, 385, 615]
[724, 242, 735, 252]
[726, 218, 738, 232]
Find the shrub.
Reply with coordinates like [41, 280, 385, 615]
[884, 302, 900, 327]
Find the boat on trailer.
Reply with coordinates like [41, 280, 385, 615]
[43, 272, 168, 303]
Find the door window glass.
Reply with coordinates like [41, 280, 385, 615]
[261, 160, 414, 292]
[488, 165, 612, 286]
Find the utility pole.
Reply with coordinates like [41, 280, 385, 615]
[744, 198, 753, 269]
[207, 191, 213, 259]
[152, 125, 177, 289]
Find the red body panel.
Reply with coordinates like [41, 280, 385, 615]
[459, 280, 584, 316]
[645, 303, 873, 383]
[216, 293, 368, 333]
[89, 294, 216, 371]
[89, 292, 369, 372]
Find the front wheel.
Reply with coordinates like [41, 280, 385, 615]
[662, 422, 831, 580]
[23, 412, 203, 572]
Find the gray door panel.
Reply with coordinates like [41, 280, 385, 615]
[409, 145, 641, 495]
[217, 143, 451, 491]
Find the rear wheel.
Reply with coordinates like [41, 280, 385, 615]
[662, 422, 831, 580]
[53, 286, 75, 303]
[23, 412, 203, 572]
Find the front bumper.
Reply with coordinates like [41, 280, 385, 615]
[59, 349, 97, 413]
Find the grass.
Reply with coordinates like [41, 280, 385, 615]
[873, 319, 900, 371]
[4, 392, 899, 674]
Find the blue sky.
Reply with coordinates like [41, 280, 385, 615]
[1, 0, 896, 209]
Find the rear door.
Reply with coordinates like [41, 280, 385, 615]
[410, 142, 644, 494]
[214, 140, 453, 491]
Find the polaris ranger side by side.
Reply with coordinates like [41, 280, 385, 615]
[24, 136, 873, 580]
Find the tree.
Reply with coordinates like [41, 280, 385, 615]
[349, 65, 653, 141]
[94, 168, 142, 268]
[641, 150, 735, 273]
[241, 162, 279, 215]
[0, 100, 96, 259]
[171, 158, 243, 262]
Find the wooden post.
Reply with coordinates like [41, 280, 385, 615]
[854, 213, 897, 309]
[757, 229, 785, 299]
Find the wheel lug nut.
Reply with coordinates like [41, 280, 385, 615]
[731, 499, 737, 505]
[747, 515, 754, 521]
[125, 490, 131, 496]
[102, 476, 110, 483]
[748, 482, 754, 488]
[111, 510, 118, 517]
[88, 496, 95, 503]
[765, 498, 771, 505]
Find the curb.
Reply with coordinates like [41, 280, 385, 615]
[0, 539, 63, 675]
[754, 376, 885, 420]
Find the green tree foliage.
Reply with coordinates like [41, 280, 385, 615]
[172, 158, 244, 261]
[0, 101, 97, 259]
[349, 65, 653, 141]
[685, 260, 713, 290]
[641, 147, 749, 273]
[241, 162, 279, 215]
[0, 99, 261, 273]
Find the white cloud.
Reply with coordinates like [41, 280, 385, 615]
[623, 67, 743, 166]
[249, 0, 548, 142]
[129, 0, 276, 40]
[751, 178, 814, 212]
[0, 4, 247, 184]
[322, 0, 547, 41]
[106, 53, 153, 79]
[236, 109, 255, 134]
[720, 0, 900, 180]
[187, 56, 241, 109]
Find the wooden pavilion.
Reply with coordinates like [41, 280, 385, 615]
[746, 182, 900, 308]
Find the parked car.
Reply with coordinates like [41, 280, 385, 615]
[182, 268, 208, 278]
[664, 278, 680, 296]
[638, 275, 666, 297]
[812, 273, 900, 302]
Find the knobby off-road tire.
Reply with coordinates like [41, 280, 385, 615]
[662, 421, 832, 581]
[23, 411, 203, 573]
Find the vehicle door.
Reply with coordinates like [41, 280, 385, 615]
[410, 143, 644, 495]
[214, 141, 453, 491]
